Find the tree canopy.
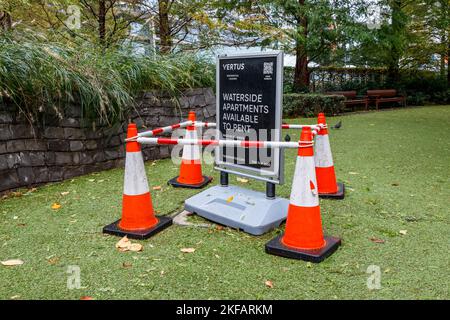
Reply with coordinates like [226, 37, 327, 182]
[1, 0, 448, 89]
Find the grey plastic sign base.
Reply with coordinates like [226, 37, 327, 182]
[184, 185, 289, 235]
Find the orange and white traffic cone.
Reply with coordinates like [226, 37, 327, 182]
[103, 123, 172, 239]
[168, 111, 212, 188]
[314, 113, 345, 199]
[265, 127, 341, 263]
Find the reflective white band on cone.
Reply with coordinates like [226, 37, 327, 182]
[181, 128, 201, 160]
[290, 156, 319, 207]
[123, 151, 150, 196]
[314, 134, 334, 168]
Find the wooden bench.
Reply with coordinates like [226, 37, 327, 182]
[367, 89, 406, 110]
[326, 91, 369, 111]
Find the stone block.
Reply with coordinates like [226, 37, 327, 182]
[48, 139, 69, 152]
[79, 152, 94, 165]
[0, 169, 20, 192]
[29, 152, 46, 166]
[44, 127, 65, 139]
[63, 166, 86, 180]
[92, 151, 106, 163]
[108, 136, 122, 147]
[55, 152, 72, 165]
[45, 152, 56, 165]
[69, 140, 84, 152]
[0, 154, 9, 170]
[59, 118, 80, 128]
[85, 140, 98, 150]
[6, 140, 25, 153]
[48, 166, 64, 182]
[17, 167, 35, 185]
[64, 127, 86, 140]
[0, 124, 12, 140]
[33, 167, 49, 183]
[105, 149, 119, 160]
[0, 112, 13, 124]
[24, 139, 47, 151]
[10, 124, 36, 139]
[204, 88, 216, 105]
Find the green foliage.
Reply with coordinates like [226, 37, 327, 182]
[0, 37, 214, 125]
[398, 71, 450, 105]
[283, 93, 345, 117]
[285, 66, 449, 106]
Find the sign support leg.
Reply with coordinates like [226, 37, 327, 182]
[266, 182, 276, 199]
[220, 171, 229, 187]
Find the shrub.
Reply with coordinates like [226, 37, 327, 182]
[283, 93, 346, 118]
[0, 37, 214, 125]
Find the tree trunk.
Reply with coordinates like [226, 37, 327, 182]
[387, 0, 405, 85]
[98, 1, 106, 45]
[293, 0, 309, 92]
[0, 11, 12, 31]
[294, 47, 309, 92]
[158, 0, 172, 54]
[447, 42, 450, 86]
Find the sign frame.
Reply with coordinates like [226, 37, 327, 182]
[214, 51, 285, 184]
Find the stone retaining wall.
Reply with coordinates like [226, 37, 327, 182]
[0, 88, 216, 193]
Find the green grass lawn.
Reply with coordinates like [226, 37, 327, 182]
[0, 106, 449, 300]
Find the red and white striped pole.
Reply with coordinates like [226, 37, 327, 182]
[194, 121, 216, 129]
[136, 137, 301, 149]
[137, 121, 193, 138]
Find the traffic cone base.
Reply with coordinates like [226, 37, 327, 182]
[265, 234, 341, 263]
[319, 182, 345, 199]
[168, 175, 212, 189]
[103, 216, 172, 240]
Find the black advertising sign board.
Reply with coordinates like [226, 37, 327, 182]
[215, 52, 284, 183]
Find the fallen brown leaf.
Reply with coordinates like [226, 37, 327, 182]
[129, 243, 143, 252]
[180, 248, 196, 253]
[1, 259, 24, 266]
[51, 203, 62, 210]
[237, 177, 249, 183]
[265, 280, 274, 288]
[47, 257, 60, 265]
[122, 262, 132, 268]
[216, 225, 224, 231]
[116, 236, 131, 251]
[152, 186, 162, 191]
[369, 237, 385, 244]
